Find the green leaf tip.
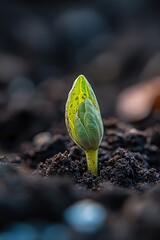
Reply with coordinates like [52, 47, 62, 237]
[65, 75, 104, 175]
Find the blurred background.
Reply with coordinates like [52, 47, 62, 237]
[0, 0, 160, 149]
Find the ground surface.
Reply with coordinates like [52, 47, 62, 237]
[0, 115, 159, 240]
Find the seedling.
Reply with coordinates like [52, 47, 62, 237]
[65, 75, 103, 175]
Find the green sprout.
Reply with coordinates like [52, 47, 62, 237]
[65, 75, 104, 175]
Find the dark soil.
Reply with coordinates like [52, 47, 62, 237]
[35, 119, 160, 192]
[0, 116, 159, 239]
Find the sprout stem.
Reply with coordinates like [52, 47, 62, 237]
[85, 149, 98, 176]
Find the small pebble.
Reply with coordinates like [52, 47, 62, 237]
[42, 224, 71, 240]
[7, 76, 35, 98]
[33, 132, 52, 146]
[0, 223, 38, 240]
[64, 199, 107, 233]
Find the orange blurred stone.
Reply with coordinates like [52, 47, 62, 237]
[116, 77, 160, 121]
